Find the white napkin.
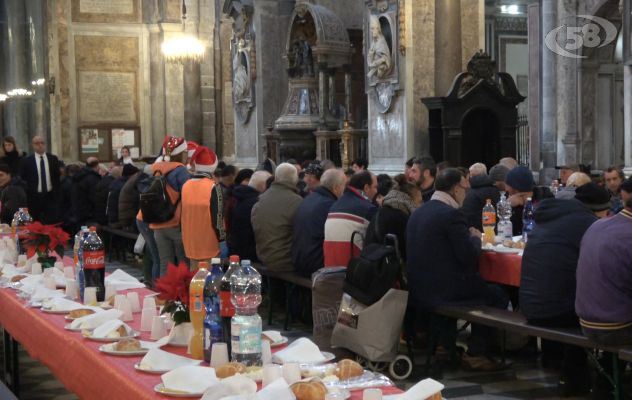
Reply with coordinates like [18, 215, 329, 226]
[139, 336, 170, 350]
[262, 330, 283, 343]
[273, 338, 325, 364]
[140, 348, 201, 371]
[161, 366, 217, 393]
[19, 274, 43, 288]
[50, 268, 67, 288]
[256, 378, 294, 400]
[42, 298, 84, 312]
[384, 378, 444, 400]
[1, 264, 19, 278]
[31, 286, 64, 302]
[201, 375, 257, 400]
[71, 308, 123, 329]
[91, 319, 131, 338]
[104, 269, 145, 290]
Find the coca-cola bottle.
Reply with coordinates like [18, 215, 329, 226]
[83, 227, 105, 301]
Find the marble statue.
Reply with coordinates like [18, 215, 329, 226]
[367, 15, 392, 80]
[289, 38, 314, 78]
[233, 50, 250, 102]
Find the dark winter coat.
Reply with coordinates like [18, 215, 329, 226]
[407, 199, 495, 310]
[107, 176, 128, 227]
[0, 151, 25, 176]
[520, 198, 597, 320]
[0, 177, 27, 224]
[71, 167, 101, 225]
[292, 186, 337, 277]
[227, 185, 260, 262]
[461, 175, 500, 231]
[118, 172, 142, 229]
[93, 174, 115, 225]
[60, 175, 76, 232]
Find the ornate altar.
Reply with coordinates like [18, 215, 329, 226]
[421, 51, 525, 168]
[272, 1, 353, 162]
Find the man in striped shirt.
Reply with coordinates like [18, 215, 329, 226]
[323, 171, 377, 268]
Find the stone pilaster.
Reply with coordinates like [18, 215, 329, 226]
[435, 0, 461, 97]
[540, 0, 557, 182]
[624, 65, 632, 176]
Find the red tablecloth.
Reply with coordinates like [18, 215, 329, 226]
[0, 278, 401, 399]
[479, 251, 522, 287]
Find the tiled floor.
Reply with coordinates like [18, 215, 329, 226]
[0, 257, 618, 399]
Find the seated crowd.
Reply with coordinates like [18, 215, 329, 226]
[2, 134, 631, 397]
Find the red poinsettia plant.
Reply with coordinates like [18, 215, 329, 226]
[155, 262, 197, 325]
[21, 222, 70, 262]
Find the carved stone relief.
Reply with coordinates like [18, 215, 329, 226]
[365, 0, 400, 114]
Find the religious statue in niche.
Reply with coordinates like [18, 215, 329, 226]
[367, 15, 392, 80]
[289, 38, 315, 78]
[232, 41, 255, 123]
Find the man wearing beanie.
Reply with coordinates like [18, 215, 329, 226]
[504, 166, 535, 235]
[519, 182, 608, 396]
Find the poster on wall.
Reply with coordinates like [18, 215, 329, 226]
[112, 128, 136, 158]
[80, 129, 99, 153]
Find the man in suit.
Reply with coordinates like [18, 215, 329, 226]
[19, 135, 61, 223]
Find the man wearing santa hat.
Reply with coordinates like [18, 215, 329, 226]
[181, 146, 225, 267]
[150, 136, 192, 276]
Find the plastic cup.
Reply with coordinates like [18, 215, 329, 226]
[363, 389, 383, 400]
[63, 267, 75, 279]
[140, 307, 157, 332]
[104, 284, 117, 303]
[120, 298, 134, 321]
[142, 296, 156, 310]
[54, 261, 64, 271]
[31, 263, 42, 275]
[84, 287, 97, 306]
[150, 315, 167, 340]
[282, 363, 301, 385]
[114, 294, 126, 310]
[262, 364, 284, 387]
[209, 343, 229, 368]
[44, 276, 56, 290]
[43, 267, 54, 278]
[126, 291, 141, 313]
[17, 254, 26, 267]
[261, 339, 272, 365]
[65, 279, 79, 300]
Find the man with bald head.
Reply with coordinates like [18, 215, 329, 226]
[19, 135, 61, 223]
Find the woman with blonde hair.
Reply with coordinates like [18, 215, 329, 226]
[556, 172, 592, 200]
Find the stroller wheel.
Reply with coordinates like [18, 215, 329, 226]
[389, 355, 413, 380]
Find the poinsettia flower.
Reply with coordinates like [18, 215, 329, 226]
[154, 262, 197, 305]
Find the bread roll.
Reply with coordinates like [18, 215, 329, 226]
[116, 325, 128, 337]
[335, 359, 363, 380]
[426, 393, 442, 400]
[69, 309, 95, 319]
[215, 362, 246, 378]
[11, 275, 26, 282]
[290, 381, 328, 400]
[114, 338, 141, 351]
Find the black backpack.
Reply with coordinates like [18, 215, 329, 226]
[139, 171, 180, 224]
[343, 214, 404, 306]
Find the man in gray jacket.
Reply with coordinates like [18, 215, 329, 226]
[251, 163, 303, 272]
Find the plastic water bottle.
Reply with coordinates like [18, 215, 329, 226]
[11, 208, 33, 255]
[221, 255, 240, 354]
[76, 227, 89, 302]
[522, 197, 535, 243]
[82, 227, 105, 302]
[550, 179, 560, 196]
[482, 199, 496, 245]
[203, 258, 224, 363]
[74, 225, 88, 267]
[230, 259, 262, 366]
[497, 192, 513, 241]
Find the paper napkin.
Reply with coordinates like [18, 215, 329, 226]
[262, 330, 283, 343]
[140, 348, 201, 371]
[91, 319, 131, 338]
[161, 366, 217, 393]
[384, 378, 444, 400]
[256, 378, 295, 400]
[71, 309, 123, 330]
[200, 375, 257, 400]
[139, 336, 170, 350]
[30, 286, 64, 302]
[42, 298, 84, 312]
[104, 269, 145, 290]
[273, 338, 326, 364]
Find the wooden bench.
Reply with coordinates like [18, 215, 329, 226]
[432, 305, 626, 399]
[252, 263, 311, 330]
[98, 226, 139, 262]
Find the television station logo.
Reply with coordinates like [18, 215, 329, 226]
[545, 15, 617, 58]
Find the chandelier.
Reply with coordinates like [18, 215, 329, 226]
[161, 0, 205, 64]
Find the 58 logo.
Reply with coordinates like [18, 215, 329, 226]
[545, 15, 617, 58]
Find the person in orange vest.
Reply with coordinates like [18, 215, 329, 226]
[181, 146, 225, 268]
[151, 136, 191, 276]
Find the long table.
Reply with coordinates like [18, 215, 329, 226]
[479, 251, 522, 287]
[0, 282, 402, 399]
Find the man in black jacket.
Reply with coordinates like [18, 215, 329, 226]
[292, 169, 346, 277]
[520, 183, 610, 396]
[0, 163, 27, 224]
[19, 136, 61, 223]
[71, 157, 102, 226]
[94, 166, 119, 225]
[461, 173, 501, 231]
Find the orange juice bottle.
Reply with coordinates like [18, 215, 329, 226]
[482, 199, 496, 245]
[189, 262, 210, 360]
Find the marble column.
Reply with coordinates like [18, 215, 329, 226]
[540, 0, 557, 182]
[328, 70, 335, 117]
[527, 3, 541, 174]
[2, 0, 30, 152]
[624, 65, 632, 177]
[25, 0, 48, 141]
[344, 66, 352, 121]
[318, 64, 328, 130]
[435, 0, 461, 96]
[556, 1, 578, 168]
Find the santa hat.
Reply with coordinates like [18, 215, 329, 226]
[187, 141, 199, 158]
[191, 146, 218, 174]
[161, 136, 187, 162]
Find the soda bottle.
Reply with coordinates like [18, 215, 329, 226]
[189, 262, 210, 360]
[522, 197, 535, 243]
[230, 259, 262, 366]
[497, 192, 513, 241]
[82, 227, 105, 302]
[482, 199, 496, 245]
[221, 255, 239, 353]
[203, 258, 224, 363]
[74, 226, 88, 268]
[11, 208, 33, 255]
[76, 227, 89, 302]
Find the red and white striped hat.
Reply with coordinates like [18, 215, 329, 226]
[191, 146, 218, 174]
[161, 136, 187, 162]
